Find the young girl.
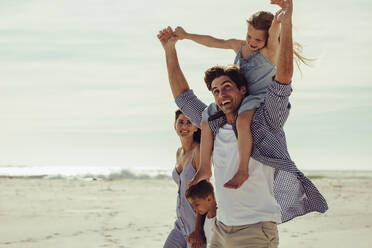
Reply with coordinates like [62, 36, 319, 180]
[177, 0, 309, 189]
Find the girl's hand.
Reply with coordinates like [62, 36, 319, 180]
[174, 26, 188, 40]
[271, 0, 286, 9]
[272, 0, 293, 24]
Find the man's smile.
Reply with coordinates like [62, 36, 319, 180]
[222, 100, 231, 106]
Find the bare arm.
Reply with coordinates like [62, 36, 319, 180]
[159, 27, 207, 128]
[199, 121, 213, 173]
[187, 213, 207, 248]
[188, 121, 213, 187]
[174, 26, 241, 52]
[267, 19, 280, 51]
[192, 145, 201, 170]
[264, 16, 281, 64]
[158, 27, 190, 99]
[263, 0, 294, 129]
[236, 110, 254, 171]
[224, 109, 254, 189]
[266, 0, 286, 56]
[274, 0, 293, 85]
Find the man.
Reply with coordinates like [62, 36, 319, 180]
[158, 1, 327, 247]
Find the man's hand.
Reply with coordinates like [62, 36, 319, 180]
[187, 230, 206, 248]
[271, 0, 286, 9]
[271, 0, 293, 24]
[174, 26, 188, 40]
[157, 26, 177, 50]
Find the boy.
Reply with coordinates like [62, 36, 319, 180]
[185, 180, 217, 246]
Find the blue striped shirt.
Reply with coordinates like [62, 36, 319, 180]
[175, 81, 328, 223]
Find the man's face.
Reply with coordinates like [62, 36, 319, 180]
[211, 75, 246, 119]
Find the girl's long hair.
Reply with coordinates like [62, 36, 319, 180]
[247, 11, 315, 71]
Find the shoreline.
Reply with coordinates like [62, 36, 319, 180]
[0, 168, 371, 181]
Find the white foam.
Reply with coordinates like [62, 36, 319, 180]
[0, 165, 172, 180]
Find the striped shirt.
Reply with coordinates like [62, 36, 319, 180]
[175, 81, 328, 223]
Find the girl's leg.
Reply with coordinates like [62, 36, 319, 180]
[224, 109, 255, 189]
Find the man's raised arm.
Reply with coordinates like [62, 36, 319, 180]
[158, 27, 207, 128]
[158, 27, 190, 99]
[263, 0, 294, 129]
[274, 0, 293, 85]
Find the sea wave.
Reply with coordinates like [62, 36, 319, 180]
[1, 166, 371, 181]
[0, 166, 171, 180]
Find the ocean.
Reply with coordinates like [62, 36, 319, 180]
[1, 164, 372, 181]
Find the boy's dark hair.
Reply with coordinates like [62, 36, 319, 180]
[185, 180, 214, 199]
[204, 65, 247, 92]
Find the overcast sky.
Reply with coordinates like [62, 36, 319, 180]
[0, 0, 371, 171]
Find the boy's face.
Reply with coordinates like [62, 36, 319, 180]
[188, 196, 212, 215]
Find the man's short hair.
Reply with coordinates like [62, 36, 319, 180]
[204, 65, 248, 92]
[185, 180, 215, 199]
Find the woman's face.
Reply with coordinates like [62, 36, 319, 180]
[246, 24, 267, 52]
[174, 113, 198, 138]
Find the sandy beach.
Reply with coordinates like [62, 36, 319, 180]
[1, 174, 371, 248]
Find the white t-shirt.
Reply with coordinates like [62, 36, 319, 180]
[212, 124, 282, 226]
[203, 216, 215, 245]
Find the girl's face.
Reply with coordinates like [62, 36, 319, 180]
[246, 24, 267, 52]
[174, 114, 198, 138]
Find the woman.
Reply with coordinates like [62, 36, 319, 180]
[163, 110, 201, 248]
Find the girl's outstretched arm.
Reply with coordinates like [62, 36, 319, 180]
[266, 15, 281, 60]
[174, 26, 241, 52]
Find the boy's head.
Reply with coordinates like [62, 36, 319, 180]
[185, 180, 215, 215]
